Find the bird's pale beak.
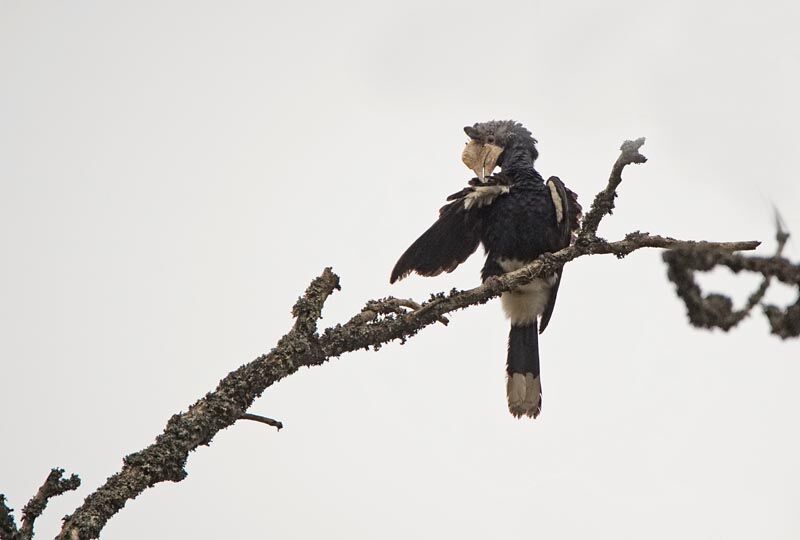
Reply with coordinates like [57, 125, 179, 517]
[461, 140, 503, 180]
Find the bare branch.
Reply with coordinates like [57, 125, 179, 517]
[736, 220, 790, 319]
[1, 469, 80, 540]
[664, 218, 798, 337]
[760, 216, 799, 338]
[20, 470, 80, 539]
[58, 269, 341, 540]
[774, 212, 790, 253]
[291, 267, 340, 336]
[239, 413, 283, 430]
[579, 137, 647, 239]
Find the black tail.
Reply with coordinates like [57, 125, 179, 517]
[506, 321, 543, 418]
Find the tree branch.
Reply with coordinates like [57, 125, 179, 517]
[239, 413, 283, 430]
[21, 470, 80, 540]
[54, 236, 758, 540]
[56, 270, 340, 539]
[664, 218, 798, 337]
[1, 137, 765, 539]
[0, 469, 80, 540]
[579, 137, 647, 239]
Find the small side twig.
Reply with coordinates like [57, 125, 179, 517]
[20, 469, 80, 539]
[579, 137, 647, 240]
[291, 267, 341, 336]
[0, 469, 81, 540]
[240, 413, 283, 431]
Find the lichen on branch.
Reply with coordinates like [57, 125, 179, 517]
[664, 221, 799, 338]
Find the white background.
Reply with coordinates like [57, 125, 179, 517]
[2, 1, 799, 538]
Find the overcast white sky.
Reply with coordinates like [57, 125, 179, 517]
[2, 1, 799, 538]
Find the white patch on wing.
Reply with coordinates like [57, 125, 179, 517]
[547, 179, 564, 224]
[463, 185, 509, 210]
[497, 258, 556, 325]
[507, 373, 542, 418]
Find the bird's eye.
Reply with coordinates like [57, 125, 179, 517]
[487, 135, 495, 143]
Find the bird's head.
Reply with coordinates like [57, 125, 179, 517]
[461, 120, 538, 180]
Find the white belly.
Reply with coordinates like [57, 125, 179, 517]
[497, 258, 555, 326]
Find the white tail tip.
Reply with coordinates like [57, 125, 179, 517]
[507, 373, 542, 418]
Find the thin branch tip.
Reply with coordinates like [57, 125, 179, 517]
[1, 468, 82, 540]
[577, 137, 650, 240]
[772, 207, 790, 247]
[240, 413, 283, 431]
[292, 268, 342, 335]
[621, 137, 647, 157]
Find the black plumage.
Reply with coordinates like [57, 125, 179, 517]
[390, 120, 581, 418]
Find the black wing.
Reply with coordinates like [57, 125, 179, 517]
[539, 176, 582, 333]
[390, 178, 508, 284]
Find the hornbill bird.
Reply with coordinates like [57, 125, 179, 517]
[390, 120, 581, 418]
